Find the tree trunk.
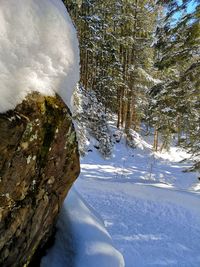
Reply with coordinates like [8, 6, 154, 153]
[153, 128, 159, 151]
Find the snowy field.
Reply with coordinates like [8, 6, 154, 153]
[42, 128, 200, 267]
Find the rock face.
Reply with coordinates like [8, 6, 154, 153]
[0, 92, 80, 267]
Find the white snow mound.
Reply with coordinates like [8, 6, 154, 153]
[0, 0, 79, 112]
[41, 189, 125, 267]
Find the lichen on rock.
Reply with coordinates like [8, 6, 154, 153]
[0, 92, 80, 267]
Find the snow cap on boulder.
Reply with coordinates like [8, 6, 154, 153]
[0, 0, 79, 112]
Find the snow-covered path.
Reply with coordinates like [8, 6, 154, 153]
[76, 179, 200, 267]
[75, 138, 200, 267]
[42, 134, 200, 267]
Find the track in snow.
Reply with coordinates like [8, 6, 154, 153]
[75, 140, 200, 267]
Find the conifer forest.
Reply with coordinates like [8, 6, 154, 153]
[64, 0, 200, 166]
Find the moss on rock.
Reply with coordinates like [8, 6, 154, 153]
[0, 92, 80, 267]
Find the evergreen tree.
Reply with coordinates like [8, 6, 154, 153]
[151, 0, 200, 155]
[63, 0, 200, 166]
[64, 0, 158, 133]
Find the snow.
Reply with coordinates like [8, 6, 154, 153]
[75, 136, 200, 267]
[41, 189, 124, 267]
[42, 124, 200, 267]
[0, 0, 79, 112]
[137, 67, 162, 85]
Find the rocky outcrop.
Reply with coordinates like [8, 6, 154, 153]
[0, 92, 80, 267]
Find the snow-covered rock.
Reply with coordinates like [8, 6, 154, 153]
[0, 0, 79, 112]
[0, 0, 80, 265]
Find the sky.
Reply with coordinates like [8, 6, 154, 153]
[171, 0, 198, 24]
[187, 0, 198, 13]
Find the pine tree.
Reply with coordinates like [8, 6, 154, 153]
[150, 0, 200, 154]
[64, 0, 158, 123]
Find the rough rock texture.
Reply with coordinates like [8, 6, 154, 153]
[0, 92, 80, 267]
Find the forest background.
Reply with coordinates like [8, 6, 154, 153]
[63, 0, 200, 168]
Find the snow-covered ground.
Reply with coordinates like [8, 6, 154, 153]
[41, 189, 124, 267]
[42, 126, 200, 267]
